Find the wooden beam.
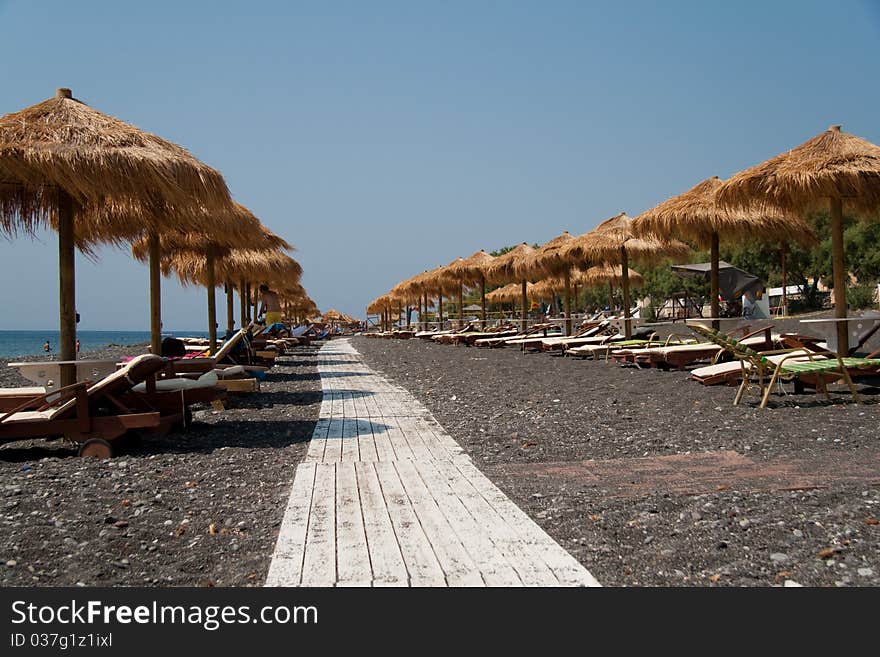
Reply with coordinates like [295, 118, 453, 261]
[520, 280, 528, 333]
[148, 231, 162, 357]
[830, 196, 849, 355]
[226, 280, 235, 333]
[564, 268, 572, 336]
[206, 245, 217, 354]
[710, 231, 720, 330]
[621, 246, 632, 339]
[57, 191, 77, 387]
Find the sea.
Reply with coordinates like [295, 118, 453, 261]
[0, 330, 210, 359]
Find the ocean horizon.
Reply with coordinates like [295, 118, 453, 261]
[0, 329, 210, 359]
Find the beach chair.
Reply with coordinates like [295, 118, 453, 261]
[0, 354, 169, 457]
[689, 324, 880, 408]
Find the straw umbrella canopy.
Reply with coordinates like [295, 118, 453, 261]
[400, 265, 458, 330]
[632, 176, 816, 327]
[132, 207, 289, 350]
[512, 232, 578, 333]
[716, 126, 880, 353]
[582, 265, 644, 313]
[484, 242, 537, 332]
[486, 281, 536, 305]
[442, 249, 495, 326]
[562, 213, 689, 338]
[0, 88, 234, 383]
[322, 309, 344, 323]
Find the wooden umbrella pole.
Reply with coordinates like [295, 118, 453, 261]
[780, 247, 787, 317]
[58, 192, 77, 387]
[710, 231, 720, 330]
[621, 246, 632, 339]
[458, 283, 464, 328]
[240, 280, 248, 328]
[520, 280, 528, 333]
[225, 280, 235, 333]
[480, 274, 487, 328]
[148, 231, 162, 357]
[252, 283, 259, 324]
[830, 196, 849, 355]
[438, 294, 444, 330]
[564, 268, 572, 336]
[609, 282, 614, 314]
[206, 246, 217, 354]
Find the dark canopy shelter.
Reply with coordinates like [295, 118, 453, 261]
[671, 261, 764, 301]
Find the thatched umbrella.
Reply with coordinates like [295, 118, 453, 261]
[485, 243, 537, 332]
[402, 265, 457, 330]
[485, 281, 536, 317]
[633, 176, 816, 329]
[442, 249, 495, 326]
[132, 208, 289, 351]
[717, 126, 880, 353]
[322, 309, 344, 323]
[582, 265, 644, 313]
[0, 88, 233, 383]
[513, 232, 578, 334]
[562, 213, 689, 338]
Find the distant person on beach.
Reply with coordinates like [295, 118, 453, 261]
[259, 284, 282, 326]
[75, 339, 81, 357]
[43, 340, 50, 353]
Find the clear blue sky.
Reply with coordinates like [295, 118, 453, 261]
[1, 0, 878, 329]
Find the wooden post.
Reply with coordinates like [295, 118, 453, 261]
[148, 231, 162, 357]
[780, 247, 788, 317]
[621, 246, 632, 339]
[253, 283, 259, 323]
[206, 245, 217, 354]
[710, 231, 720, 330]
[225, 280, 235, 333]
[58, 191, 77, 387]
[240, 280, 248, 328]
[458, 283, 464, 328]
[830, 196, 848, 355]
[609, 282, 614, 315]
[438, 294, 444, 330]
[564, 269, 572, 336]
[520, 280, 528, 333]
[480, 274, 487, 327]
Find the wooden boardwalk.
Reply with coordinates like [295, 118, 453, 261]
[265, 338, 599, 587]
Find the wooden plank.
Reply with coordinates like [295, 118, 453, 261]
[370, 417, 398, 462]
[394, 459, 485, 586]
[356, 418, 380, 462]
[300, 463, 337, 586]
[411, 459, 522, 586]
[340, 417, 360, 462]
[323, 418, 345, 462]
[374, 461, 445, 586]
[450, 457, 599, 587]
[304, 417, 331, 462]
[433, 458, 560, 586]
[264, 462, 317, 586]
[355, 462, 408, 585]
[217, 378, 259, 393]
[335, 462, 372, 586]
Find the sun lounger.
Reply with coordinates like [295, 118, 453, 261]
[477, 323, 560, 349]
[0, 354, 169, 456]
[690, 323, 880, 407]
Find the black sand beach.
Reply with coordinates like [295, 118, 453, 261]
[354, 335, 880, 587]
[0, 345, 320, 586]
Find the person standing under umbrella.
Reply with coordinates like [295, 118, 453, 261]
[258, 284, 283, 326]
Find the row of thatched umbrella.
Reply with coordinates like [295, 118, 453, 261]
[1, 88, 312, 383]
[374, 126, 880, 353]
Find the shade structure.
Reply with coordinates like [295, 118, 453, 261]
[485, 281, 535, 304]
[0, 88, 234, 383]
[632, 175, 816, 328]
[513, 232, 577, 334]
[132, 212, 292, 351]
[563, 214, 689, 338]
[442, 249, 495, 326]
[484, 242, 537, 332]
[582, 264, 644, 288]
[396, 265, 458, 330]
[717, 126, 880, 353]
[322, 309, 344, 322]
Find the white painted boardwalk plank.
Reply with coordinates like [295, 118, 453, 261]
[300, 463, 336, 587]
[355, 462, 408, 585]
[267, 338, 599, 587]
[264, 462, 316, 586]
[335, 462, 372, 586]
[374, 461, 446, 586]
